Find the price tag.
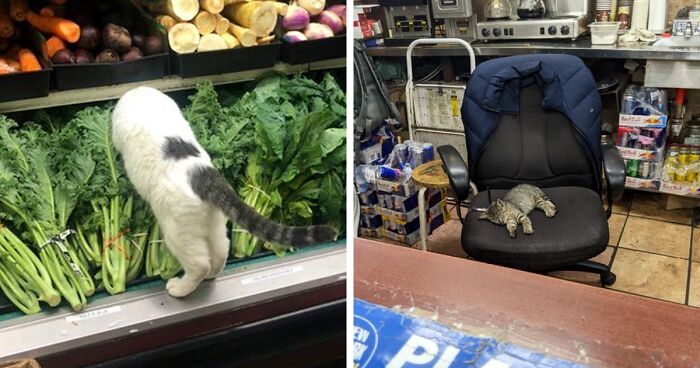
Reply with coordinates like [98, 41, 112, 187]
[66, 306, 122, 323]
[241, 266, 304, 285]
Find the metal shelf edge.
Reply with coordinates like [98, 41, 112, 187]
[0, 242, 346, 361]
[0, 57, 346, 114]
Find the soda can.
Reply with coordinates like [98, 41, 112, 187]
[627, 160, 638, 177]
[410, 146, 424, 168]
[395, 143, 408, 165]
[640, 161, 650, 179]
[422, 143, 435, 162]
[619, 132, 629, 147]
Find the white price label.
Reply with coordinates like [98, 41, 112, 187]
[241, 266, 304, 285]
[66, 305, 122, 323]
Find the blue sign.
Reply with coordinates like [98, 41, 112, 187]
[353, 299, 588, 368]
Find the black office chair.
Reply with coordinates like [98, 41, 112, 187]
[439, 55, 626, 286]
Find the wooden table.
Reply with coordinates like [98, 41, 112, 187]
[354, 238, 700, 367]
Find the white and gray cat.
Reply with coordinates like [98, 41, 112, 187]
[112, 86, 338, 298]
[479, 184, 557, 238]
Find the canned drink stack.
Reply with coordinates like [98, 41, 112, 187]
[677, 146, 690, 182]
[640, 161, 650, 179]
[688, 148, 700, 182]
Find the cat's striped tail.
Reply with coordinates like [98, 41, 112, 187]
[189, 166, 338, 247]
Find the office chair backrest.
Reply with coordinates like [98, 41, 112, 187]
[471, 82, 596, 191]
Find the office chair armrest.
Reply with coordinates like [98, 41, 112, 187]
[602, 142, 626, 202]
[437, 145, 470, 203]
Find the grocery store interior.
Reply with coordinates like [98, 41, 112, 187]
[0, 0, 346, 367]
[353, 0, 700, 365]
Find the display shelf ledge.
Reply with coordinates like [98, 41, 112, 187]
[0, 58, 346, 114]
[0, 241, 346, 362]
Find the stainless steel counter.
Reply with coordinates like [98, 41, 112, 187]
[365, 37, 700, 61]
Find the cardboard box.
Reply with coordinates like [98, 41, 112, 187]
[377, 190, 443, 222]
[658, 194, 700, 210]
[659, 181, 700, 198]
[382, 213, 447, 246]
[625, 177, 660, 190]
[618, 114, 667, 128]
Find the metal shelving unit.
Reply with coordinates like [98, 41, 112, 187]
[0, 242, 346, 366]
[0, 58, 345, 113]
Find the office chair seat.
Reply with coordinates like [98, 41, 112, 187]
[463, 186, 608, 271]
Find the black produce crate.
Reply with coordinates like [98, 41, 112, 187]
[45, 0, 170, 90]
[280, 35, 346, 65]
[170, 42, 281, 78]
[0, 250, 274, 316]
[52, 53, 170, 90]
[0, 26, 52, 102]
[0, 65, 51, 102]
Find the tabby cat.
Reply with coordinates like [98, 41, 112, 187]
[479, 184, 557, 238]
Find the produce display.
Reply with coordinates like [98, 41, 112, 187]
[281, 1, 346, 43]
[0, 72, 345, 315]
[0, 1, 44, 74]
[25, 1, 167, 65]
[143, 0, 284, 53]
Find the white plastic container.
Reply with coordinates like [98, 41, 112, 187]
[648, 0, 667, 33]
[589, 22, 622, 44]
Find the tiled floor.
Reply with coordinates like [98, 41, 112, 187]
[415, 191, 700, 307]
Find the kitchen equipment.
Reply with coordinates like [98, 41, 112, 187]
[473, 0, 594, 40]
[630, 0, 649, 30]
[429, 0, 478, 40]
[589, 21, 621, 44]
[648, 0, 667, 33]
[484, 0, 513, 19]
[380, 0, 433, 46]
[517, 0, 546, 18]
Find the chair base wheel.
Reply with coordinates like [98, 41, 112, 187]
[601, 271, 616, 286]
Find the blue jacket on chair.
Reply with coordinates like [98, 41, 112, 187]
[461, 54, 603, 192]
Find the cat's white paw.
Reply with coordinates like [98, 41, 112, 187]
[166, 277, 198, 298]
[523, 227, 533, 235]
[205, 270, 221, 280]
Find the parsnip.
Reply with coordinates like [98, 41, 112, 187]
[197, 33, 227, 51]
[168, 22, 200, 53]
[194, 10, 217, 34]
[214, 14, 230, 34]
[199, 0, 224, 13]
[257, 34, 274, 44]
[228, 23, 256, 47]
[156, 15, 178, 30]
[270, 1, 288, 16]
[222, 1, 276, 37]
[148, 0, 199, 22]
[221, 32, 240, 48]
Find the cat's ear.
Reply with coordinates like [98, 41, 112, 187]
[495, 199, 504, 206]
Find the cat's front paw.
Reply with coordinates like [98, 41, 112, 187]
[166, 277, 198, 298]
[523, 226, 533, 235]
[508, 230, 517, 238]
[544, 208, 556, 217]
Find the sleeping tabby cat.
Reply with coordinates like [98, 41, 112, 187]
[479, 184, 557, 238]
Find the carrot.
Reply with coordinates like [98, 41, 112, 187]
[0, 9, 16, 39]
[26, 11, 80, 43]
[9, 0, 29, 22]
[0, 57, 15, 74]
[18, 48, 41, 72]
[40, 5, 65, 17]
[45, 35, 65, 57]
[4, 57, 19, 70]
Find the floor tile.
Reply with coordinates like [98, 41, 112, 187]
[612, 192, 633, 215]
[610, 248, 688, 304]
[618, 217, 691, 259]
[550, 247, 615, 286]
[608, 214, 626, 246]
[690, 262, 700, 307]
[629, 193, 692, 225]
[692, 230, 700, 262]
[426, 219, 467, 258]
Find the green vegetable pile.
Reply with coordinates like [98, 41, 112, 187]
[0, 72, 345, 315]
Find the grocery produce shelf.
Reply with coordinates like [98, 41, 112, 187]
[0, 241, 346, 367]
[0, 57, 346, 114]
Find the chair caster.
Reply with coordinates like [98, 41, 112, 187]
[601, 271, 616, 286]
